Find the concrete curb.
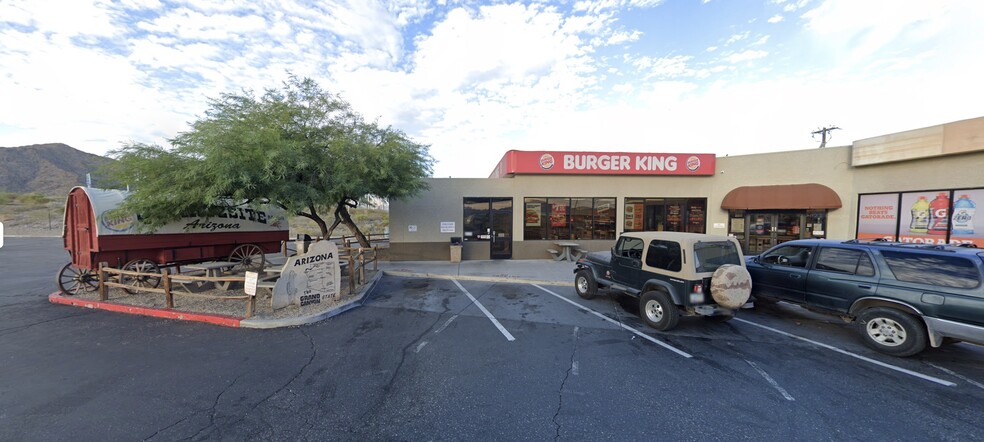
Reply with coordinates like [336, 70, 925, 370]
[381, 270, 570, 286]
[47, 271, 385, 329]
[48, 293, 243, 327]
[239, 271, 383, 329]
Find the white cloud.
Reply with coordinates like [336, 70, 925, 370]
[768, 14, 784, 23]
[726, 31, 749, 44]
[723, 50, 768, 63]
[2, 0, 983, 180]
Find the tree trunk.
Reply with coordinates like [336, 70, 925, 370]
[336, 201, 370, 248]
[299, 204, 329, 238]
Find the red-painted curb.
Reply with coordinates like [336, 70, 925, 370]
[48, 293, 242, 327]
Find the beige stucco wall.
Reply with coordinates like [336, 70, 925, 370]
[390, 129, 984, 260]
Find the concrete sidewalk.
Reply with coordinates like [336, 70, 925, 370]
[379, 259, 578, 286]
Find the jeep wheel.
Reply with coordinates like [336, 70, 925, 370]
[857, 308, 927, 357]
[640, 291, 679, 331]
[574, 269, 597, 300]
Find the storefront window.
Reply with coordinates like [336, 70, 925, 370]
[624, 198, 707, 233]
[524, 197, 616, 240]
[594, 198, 616, 239]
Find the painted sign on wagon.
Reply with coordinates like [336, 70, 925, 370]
[271, 240, 341, 310]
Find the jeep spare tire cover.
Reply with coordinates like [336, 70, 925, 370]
[710, 264, 752, 309]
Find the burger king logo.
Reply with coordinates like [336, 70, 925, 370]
[100, 209, 136, 233]
[539, 153, 555, 170]
[686, 155, 701, 172]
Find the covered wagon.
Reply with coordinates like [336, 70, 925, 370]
[58, 187, 289, 295]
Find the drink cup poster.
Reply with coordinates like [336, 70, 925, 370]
[857, 194, 898, 241]
[949, 188, 982, 247]
[898, 191, 947, 244]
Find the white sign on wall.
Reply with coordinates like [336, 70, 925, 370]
[408, 225, 417, 232]
[440, 221, 455, 233]
[271, 240, 341, 310]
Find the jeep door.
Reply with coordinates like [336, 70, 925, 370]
[751, 244, 813, 302]
[805, 246, 879, 312]
[611, 236, 645, 287]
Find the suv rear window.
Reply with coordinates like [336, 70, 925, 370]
[881, 251, 980, 289]
[693, 241, 741, 273]
[646, 240, 681, 271]
[815, 248, 875, 276]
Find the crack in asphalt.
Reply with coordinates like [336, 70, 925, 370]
[143, 372, 245, 441]
[553, 326, 579, 441]
[0, 311, 94, 337]
[354, 283, 463, 434]
[355, 310, 448, 431]
[183, 328, 318, 440]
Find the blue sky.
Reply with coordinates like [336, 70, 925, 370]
[2, 0, 982, 178]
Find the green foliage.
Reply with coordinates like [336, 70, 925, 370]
[18, 192, 50, 205]
[0, 192, 50, 205]
[101, 76, 433, 236]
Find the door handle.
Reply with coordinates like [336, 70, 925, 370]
[789, 274, 801, 279]
[858, 284, 871, 289]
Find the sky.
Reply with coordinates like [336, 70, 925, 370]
[2, 0, 983, 178]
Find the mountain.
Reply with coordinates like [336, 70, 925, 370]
[0, 143, 112, 196]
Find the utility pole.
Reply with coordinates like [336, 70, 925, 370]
[810, 125, 840, 149]
[812, 126, 841, 148]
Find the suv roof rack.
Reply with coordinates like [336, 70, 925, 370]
[840, 239, 972, 252]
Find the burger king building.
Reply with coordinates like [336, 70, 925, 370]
[389, 116, 984, 261]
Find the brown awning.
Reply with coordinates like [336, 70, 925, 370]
[721, 183, 842, 210]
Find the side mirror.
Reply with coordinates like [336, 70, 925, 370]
[778, 256, 790, 265]
[611, 246, 617, 256]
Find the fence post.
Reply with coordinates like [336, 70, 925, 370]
[163, 269, 173, 309]
[348, 256, 356, 293]
[372, 246, 379, 271]
[246, 293, 255, 318]
[98, 262, 108, 301]
[359, 249, 366, 283]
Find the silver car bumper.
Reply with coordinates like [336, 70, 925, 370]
[924, 316, 984, 347]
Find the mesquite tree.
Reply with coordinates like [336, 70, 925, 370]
[102, 76, 432, 247]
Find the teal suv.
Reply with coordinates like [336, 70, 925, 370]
[746, 239, 984, 357]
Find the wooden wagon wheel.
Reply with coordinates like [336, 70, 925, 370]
[121, 259, 162, 294]
[229, 244, 265, 272]
[57, 263, 99, 296]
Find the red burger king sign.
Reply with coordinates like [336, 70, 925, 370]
[490, 150, 715, 177]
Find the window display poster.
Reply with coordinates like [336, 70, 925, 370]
[550, 203, 568, 227]
[857, 193, 898, 241]
[898, 191, 947, 244]
[949, 188, 983, 247]
[525, 203, 542, 226]
[625, 203, 644, 230]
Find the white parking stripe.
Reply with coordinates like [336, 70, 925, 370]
[733, 318, 956, 387]
[434, 315, 458, 334]
[532, 284, 693, 358]
[745, 359, 795, 401]
[926, 363, 984, 391]
[452, 279, 516, 342]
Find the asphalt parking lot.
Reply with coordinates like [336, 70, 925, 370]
[2, 237, 983, 440]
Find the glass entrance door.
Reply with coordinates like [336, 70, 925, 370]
[746, 213, 807, 254]
[463, 197, 513, 259]
[490, 198, 513, 259]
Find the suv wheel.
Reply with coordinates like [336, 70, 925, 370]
[857, 308, 927, 357]
[574, 269, 597, 300]
[640, 291, 679, 331]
